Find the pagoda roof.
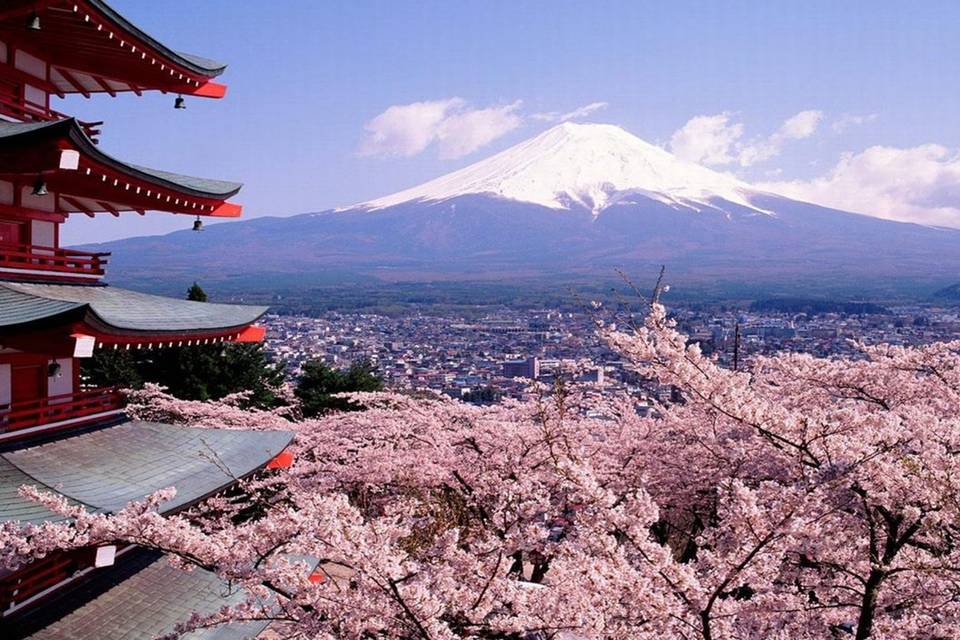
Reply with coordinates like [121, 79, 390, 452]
[0, 119, 242, 216]
[0, 420, 293, 525]
[0, 282, 266, 336]
[0, 0, 229, 99]
[23, 554, 272, 640]
[0, 119, 241, 198]
[79, 1, 227, 76]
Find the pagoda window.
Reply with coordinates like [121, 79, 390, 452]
[23, 83, 46, 112]
[29, 219, 57, 249]
[0, 362, 9, 407]
[46, 358, 73, 402]
[0, 181, 11, 205]
[13, 50, 46, 81]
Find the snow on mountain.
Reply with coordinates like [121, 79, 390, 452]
[359, 122, 767, 215]
[88, 122, 960, 296]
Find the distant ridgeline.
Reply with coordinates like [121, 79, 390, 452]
[750, 298, 891, 315]
[933, 284, 960, 301]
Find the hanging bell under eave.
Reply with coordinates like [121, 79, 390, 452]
[32, 177, 48, 196]
[174, 95, 186, 110]
[192, 216, 203, 231]
[26, 13, 40, 31]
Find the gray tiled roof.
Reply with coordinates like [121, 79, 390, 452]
[87, 0, 227, 76]
[0, 285, 84, 328]
[0, 283, 267, 333]
[27, 556, 269, 640]
[0, 421, 293, 524]
[0, 119, 242, 198]
[0, 457, 83, 524]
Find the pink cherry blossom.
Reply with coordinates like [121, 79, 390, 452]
[2, 303, 958, 639]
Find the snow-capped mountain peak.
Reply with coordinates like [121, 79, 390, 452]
[358, 122, 765, 214]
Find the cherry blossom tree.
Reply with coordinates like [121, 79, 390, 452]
[2, 303, 958, 639]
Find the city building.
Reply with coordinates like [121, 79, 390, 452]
[0, 3, 293, 637]
[502, 356, 540, 379]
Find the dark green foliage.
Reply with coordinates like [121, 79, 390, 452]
[750, 298, 889, 315]
[86, 343, 286, 409]
[186, 282, 208, 302]
[462, 386, 500, 404]
[83, 282, 285, 409]
[932, 283, 960, 300]
[295, 359, 383, 417]
[83, 348, 143, 390]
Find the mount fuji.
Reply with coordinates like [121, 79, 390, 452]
[88, 122, 960, 295]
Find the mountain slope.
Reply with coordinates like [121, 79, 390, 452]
[84, 123, 960, 295]
[361, 122, 764, 214]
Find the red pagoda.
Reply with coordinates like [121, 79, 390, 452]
[0, 3, 294, 637]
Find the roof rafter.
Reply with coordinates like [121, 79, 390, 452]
[96, 200, 121, 217]
[89, 74, 117, 97]
[54, 67, 91, 99]
[60, 195, 96, 218]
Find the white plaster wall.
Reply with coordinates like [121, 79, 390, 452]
[24, 84, 45, 109]
[0, 181, 13, 205]
[14, 49, 46, 79]
[22, 187, 55, 213]
[0, 363, 10, 406]
[30, 219, 55, 248]
[47, 358, 73, 400]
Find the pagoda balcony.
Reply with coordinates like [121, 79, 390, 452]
[0, 244, 109, 283]
[0, 81, 102, 138]
[0, 387, 124, 438]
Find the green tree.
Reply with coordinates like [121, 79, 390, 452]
[83, 348, 143, 390]
[139, 342, 285, 408]
[84, 282, 286, 409]
[186, 282, 208, 302]
[295, 359, 383, 417]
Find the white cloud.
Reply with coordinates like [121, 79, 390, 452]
[759, 144, 960, 228]
[359, 98, 462, 158]
[436, 101, 523, 159]
[532, 101, 609, 123]
[779, 110, 823, 139]
[669, 110, 823, 167]
[669, 113, 744, 166]
[360, 98, 522, 159]
[738, 110, 823, 166]
[832, 113, 879, 133]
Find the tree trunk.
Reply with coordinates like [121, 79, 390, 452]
[855, 568, 884, 640]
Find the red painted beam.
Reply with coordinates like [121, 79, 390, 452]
[235, 325, 266, 343]
[209, 202, 242, 218]
[188, 81, 227, 99]
[0, 1, 55, 23]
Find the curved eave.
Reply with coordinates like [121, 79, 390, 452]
[0, 282, 267, 344]
[0, 421, 294, 525]
[14, 554, 274, 640]
[83, 0, 227, 77]
[0, 0, 227, 95]
[0, 119, 242, 215]
[60, 120, 242, 200]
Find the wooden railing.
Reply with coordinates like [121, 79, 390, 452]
[0, 387, 124, 434]
[0, 243, 110, 280]
[0, 551, 80, 612]
[0, 78, 103, 138]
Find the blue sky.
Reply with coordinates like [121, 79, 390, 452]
[62, 0, 960, 243]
